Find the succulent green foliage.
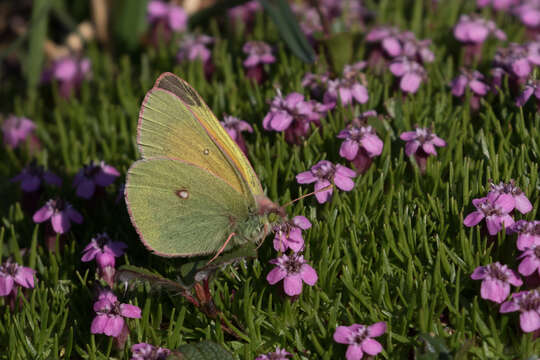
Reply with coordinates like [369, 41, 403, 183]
[173, 341, 234, 360]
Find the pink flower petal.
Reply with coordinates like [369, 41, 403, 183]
[293, 216, 311, 230]
[314, 179, 333, 203]
[345, 344, 364, 360]
[296, 171, 317, 184]
[494, 194, 515, 213]
[404, 140, 420, 156]
[33, 205, 53, 223]
[333, 326, 353, 344]
[360, 134, 383, 157]
[300, 264, 318, 286]
[480, 279, 509, 303]
[471, 266, 487, 280]
[399, 131, 418, 141]
[514, 193, 532, 214]
[266, 267, 286, 285]
[104, 316, 125, 337]
[283, 274, 303, 296]
[400, 73, 422, 93]
[464, 211, 485, 227]
[51, 212, 70, 234]
[499, 300, 520, 313]
[340, 140, 359, 160]
[120, 304, 142, 318]
[90, 314, 108, 334]
[0, 275, 14, 296]
[76, 179, 96, 199]
[367, 322, 387, 337]
[520, 310, 540, 332]
[518, 256, 540, 276]
[361, 338, 383, 355]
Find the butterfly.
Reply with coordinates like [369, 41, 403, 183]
[125, 73, 282, 258]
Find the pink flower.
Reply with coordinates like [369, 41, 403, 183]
[43, 56, 91, 98]
[228, 1, 261, 23]
[302, 72, 330, 99]
[91, 289, 141, 337]
[488, 180, 532, 214]
[513, 1, 540, 28]
[73, 161, 120, 199]
[272, 215, 312, 252]
[451, 70, 490, 97]
[33, 199, 83, 234]
[333, 322, 386, 360]
[255, 346, 291, 360]
[463, 194, 515, 235]
[0, 260, 36, 297]
[82, 233, 127, 269]
[508, 220, 540, 250]
[516, 79, 540, 107]
[492, 43, 540, 81]
[500, 290, 540, 332]
[518, 242, 540, 276]
[366, 26, 404, 58]
[337, 112, 383, 173]
[471, 262, 522, 303]
[400, 127, 446, 157]
[263, 90, 330, 144]
[177, 34, 214, 64]
[220, 115, 253, 154]
[2, 115, 36, 149]
[266, 253, 317, 296]
[453, 15, 506, 44]
[296, 160, 356, 204]
[389, 58, 426, 93]
[400, 33, 435, 63]
[131, 343, 171, 360]
[323, 79, 368, 107]
[11, 162, 62, 192]
[147, 0, 187, 33]
[243, 41, 275, 68]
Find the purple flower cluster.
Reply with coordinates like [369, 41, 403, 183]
[255, 346, 292, 360]
[323, 62, 369, 107]
[0, 260, 36, 298]
[333, 322, 387, 360]
[296, 160, 356, 204]
[220, 115, 253, 154]
[366, 27, 433, 93]
[82, 233, 127, 287]
[147, 0, 187, 36]
[454, 15, 506, 44]
[2, 115, 36, 149]
[263, 90, 330, 144]
[337, 111, 383, 174]
[399, 127, 446, 172]
[450, 69, 490, 109]
[466, 180, 540, 333]
[91, 289, 141, 339]
[242, 41, 275, 83]
[73, 161, 120, 199]
[131, 342, 171, 360]
[177, 34, 214, 64]
[33, 199, 84, 234]
[42, 56, 91, 98]
[480, 0, 540, 28]
[11, 161, 62, 193]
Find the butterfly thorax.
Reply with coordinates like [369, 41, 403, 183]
[233, 212, 270, 246]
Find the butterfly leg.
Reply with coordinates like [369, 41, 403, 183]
[206, 232, 236, 265]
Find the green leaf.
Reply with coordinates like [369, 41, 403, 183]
[26, 0, 50, 102]
[321, 32, 355, 73]
[258, 0, 315, 63]
[112, 0, 149, 51]
[172, 341, 234, 360]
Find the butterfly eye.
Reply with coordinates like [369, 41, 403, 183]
[203, 149, 210, 155]
[176, 189, 189, 199]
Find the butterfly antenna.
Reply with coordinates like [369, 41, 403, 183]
[282, 184, 333, 208]
[207, 232, 236, 265]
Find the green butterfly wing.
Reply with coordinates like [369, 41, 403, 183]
[126, 158, 250, 256]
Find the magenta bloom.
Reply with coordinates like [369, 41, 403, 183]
[266, 253, 317, 296]
[471, 262, 522, 303]
[91, 290, 141, 337]
[131, 343, 171, 360]
[337, 112, 383, 173]
[463, 194, 515, 235]
[296, 160, 356, 204]
[366, 26, 404, 57]
[302, 72, 330, 99]
[389, 58, 426, 93]
[333, 322, 386, 360]
[147, 0, 187, 33]
[323, 78, 368, 107]
[220, 115, 253, 154]
[400, 33, 435, 64]
[33, 199, 83, 234]
[0, 260, 36, 297]
[82, 233, 127, 269]
[451, 70, 490, 97]
[11, 163, 62, 192]
[400, 127, 446, 157]
[500, 290, 540, 332]
[43, 56, 91, 98]
[453, 15, 506, 44]
[272, 215, 312, 252]
[508, 220, 540, 250]
[263, 90, 329, 144]
[73, 161, 120, 199]
[177, 34, 214, 63]
[492, 43, 540, 81]
[513, 1, 540, 28]
[2, 115, 36, 149]
[255, 346, 291, 360]
[243, 41, 275, 68]
[488, 180, 532, 214]
[516, 80, 540, 107]
[228, 1, 261, 23]
[518, 242, 540, 276]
